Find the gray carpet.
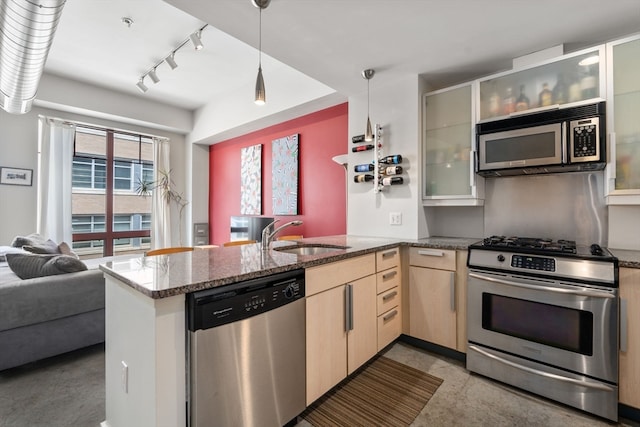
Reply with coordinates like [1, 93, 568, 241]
[0, 343, 105, 427]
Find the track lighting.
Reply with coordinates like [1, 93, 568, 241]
[165, 53, 178, 70]
[362, 69, 375, 141]
[148, 68, 160, 84]
[134, 24, 207, 93]
[190, 31, 204, 50]
[253, 0, 270, 105]
[136, 77, 148, 93]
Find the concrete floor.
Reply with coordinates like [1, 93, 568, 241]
[1, 341, 638, 427]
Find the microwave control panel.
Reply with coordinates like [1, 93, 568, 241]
[569, 117, 600, 163]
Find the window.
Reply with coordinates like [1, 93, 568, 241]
[71, 126, 153, 257]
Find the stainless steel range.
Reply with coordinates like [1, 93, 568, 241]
[466, 236, 619, 421]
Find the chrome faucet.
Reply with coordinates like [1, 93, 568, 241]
[261, 219, 303, 250]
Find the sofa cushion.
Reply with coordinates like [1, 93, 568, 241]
[11, 233, 47, 248]
[22, 239, 62, 255]
[5, 253, 87, 280]
[0, 246, 28, 262]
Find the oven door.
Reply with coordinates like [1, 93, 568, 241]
[467, 270, 618, 383]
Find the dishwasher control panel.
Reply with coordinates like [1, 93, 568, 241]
[187, 269, 305, 331]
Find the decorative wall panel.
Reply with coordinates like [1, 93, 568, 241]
[272, 134, 299, 215]
[240, 144, 262, 215]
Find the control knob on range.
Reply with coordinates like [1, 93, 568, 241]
[284, 284, 295, 299]
[497, 254, 505, 262]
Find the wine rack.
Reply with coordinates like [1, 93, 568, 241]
[352, 124, 405, 192]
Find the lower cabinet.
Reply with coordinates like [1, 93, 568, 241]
[305, 255, 377, 406]
[376, 248, 402, 350]
[620, 267, 640, 409]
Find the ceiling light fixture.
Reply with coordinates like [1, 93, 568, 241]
[136, 77, 148, 93]
[362, 69, 375, 141]
[134, 23, 207, 93]
[189, 31, 204, 50]
[253, 0, 271, 105]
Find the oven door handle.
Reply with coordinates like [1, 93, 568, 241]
[468, 345, 616, 392]
[468, 272, 615, 299]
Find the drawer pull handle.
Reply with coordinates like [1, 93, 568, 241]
[382, 270, 398, 280]
[382, 290, 397, 301]
[418, 249, 444, 257]
[383, 309, 398, 322]
[382, 250, 397, 258]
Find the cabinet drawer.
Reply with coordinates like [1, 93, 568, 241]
[409, 247, 456, 270]
[377, 286, 400, 316]
[376, 267, 400, 294]
[377, 307, 401, 351]
[376, 247, 400, 272]
[306, 254, 376, 296]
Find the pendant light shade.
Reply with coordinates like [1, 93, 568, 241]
[253, 0, 270, 105]
[362, 69, 375, 141]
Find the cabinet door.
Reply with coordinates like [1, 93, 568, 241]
[409, 266, 457, 349]
[347, 274, 378, 375]
[306, 285, 347, 405]
[619, 267, 640, 408]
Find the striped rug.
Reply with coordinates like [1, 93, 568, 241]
[302, 356, 443, 427]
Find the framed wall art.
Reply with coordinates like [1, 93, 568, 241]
[0, 167, 33, 186]
[272, 134, 299, 215]
[240, 144, 262, 215]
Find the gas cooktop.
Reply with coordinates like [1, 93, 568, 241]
[470, 235, 615, 259]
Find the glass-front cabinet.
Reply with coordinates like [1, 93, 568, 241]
[423, 83, 483, 205]
[606, 34, 640, 204]
[478, 46, 605, 122]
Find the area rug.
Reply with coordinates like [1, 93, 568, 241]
[302, 356, 443, 427]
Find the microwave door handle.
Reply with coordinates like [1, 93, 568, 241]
[561, 121, 568, 164]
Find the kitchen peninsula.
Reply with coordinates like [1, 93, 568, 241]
[99, 235, 476, 427]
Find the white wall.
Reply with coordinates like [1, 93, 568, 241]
[608, 206, 640, 250]
[347, 74, 426, 239]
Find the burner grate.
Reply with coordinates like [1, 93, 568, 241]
[482, 236, 577, 254]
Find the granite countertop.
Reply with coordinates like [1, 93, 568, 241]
[610, 249, 640, 269]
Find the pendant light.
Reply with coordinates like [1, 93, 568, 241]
[362, 69, 375, 141]
[253, 0, 271, 105]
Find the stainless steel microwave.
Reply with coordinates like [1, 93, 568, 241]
[476, 102, 606, 177]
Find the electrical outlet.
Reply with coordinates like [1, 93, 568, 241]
[389, 212, 402, 225]
[121, 361, 128, 393]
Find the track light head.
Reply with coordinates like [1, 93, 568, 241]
[136, 77, 148, 93]
[148, 68, 160, 84]
[190, 31, 203, 50]
[165, 53, 178, 70]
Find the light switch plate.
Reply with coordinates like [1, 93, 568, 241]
[389, 212, 402, 225]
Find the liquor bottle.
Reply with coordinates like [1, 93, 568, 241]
[502, 87, 516, 115]
[552, 73, 567, 104]
[354, 174, 374, 183]
[352, 144, 374, 152]
[381, 176, 403, 186]
[538, 82, 552, 107]
[354, 163, 374, 172]
[380, 165, 403, 175]
[379, 154, 402, 164]
[515, 85, 530, 111]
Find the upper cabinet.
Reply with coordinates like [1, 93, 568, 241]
[423, 83, 484, 206]
[478, 46, 605, 122]
[606, 34, 640, 204]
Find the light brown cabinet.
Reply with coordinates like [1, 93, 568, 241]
[305, 254, 377, 405]
[408, 247, 467, 352]
[375, 247, 402, 351]
[619, 267, 640, 409]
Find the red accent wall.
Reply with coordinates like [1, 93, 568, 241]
[209, 103, 347, 245]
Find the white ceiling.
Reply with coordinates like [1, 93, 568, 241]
[44, 0, 640, 128]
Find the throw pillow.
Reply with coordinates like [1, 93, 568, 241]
[0, 246, 28, 262]
[57, 241, 79, 259]
[22, 239, 62, 255]
[5, 253, 87, 280]
[11, 233, 46, 248]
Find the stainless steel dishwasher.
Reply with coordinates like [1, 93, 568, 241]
[186, 269, 306, 427]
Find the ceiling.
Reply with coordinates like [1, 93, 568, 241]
[44, 0, 640, 129]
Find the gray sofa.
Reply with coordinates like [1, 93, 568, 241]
[0, 262, 106, 371]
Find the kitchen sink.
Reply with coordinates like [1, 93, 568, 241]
[273, 244, 350, 255]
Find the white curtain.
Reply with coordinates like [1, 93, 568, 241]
[37, 117, 75, 244]
[152, 137, 171, 249]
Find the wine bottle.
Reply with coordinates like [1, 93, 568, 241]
[352, 144, 374, 152]
[354, 163, 374, 172]
[354, 174, 374, 183]
[352, 134, 365, 144]
[515, 85, 529, 111]
[381, 176, 403, 186]
[380, 165, 403, 175]
[379, 154, 402, 164]
[538, 82, 552, 107]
